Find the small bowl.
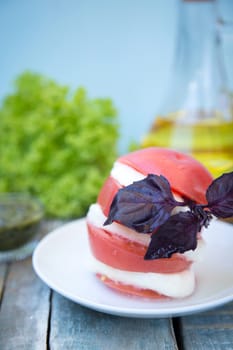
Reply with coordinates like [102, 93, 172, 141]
[0, 193, 44, 261]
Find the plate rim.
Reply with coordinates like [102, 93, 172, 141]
[32, 218, 233, 318]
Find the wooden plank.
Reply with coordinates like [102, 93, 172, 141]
[36, 219, 64, 245]
[180, 302, 233, 350]
[0, 263, 8, 303]
[0, 258, 50, 350]
[49, 292, 178, 350]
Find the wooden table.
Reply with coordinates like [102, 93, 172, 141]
[1, 221, 233, 350]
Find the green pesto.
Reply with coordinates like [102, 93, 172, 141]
[0, 194, 44, 250]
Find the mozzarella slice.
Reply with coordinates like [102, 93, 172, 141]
[89, 256, 195, 298]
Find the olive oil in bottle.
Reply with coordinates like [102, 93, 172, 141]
[142, 0, 233, 178]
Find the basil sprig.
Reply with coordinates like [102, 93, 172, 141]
[105, 172, 233, 260]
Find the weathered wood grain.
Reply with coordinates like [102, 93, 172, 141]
[180, 302, 233, 350]
[49, 291, 178, 350]
[0, 263, 8, 304]
[0, 258, 50, 350]
[38, 220, 64, 241]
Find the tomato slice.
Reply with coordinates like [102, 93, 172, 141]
[118, 147, 213, 204]
[87, 222, 191, 273]
[97, 176, 122, 216]
[96, 274, 168, 299]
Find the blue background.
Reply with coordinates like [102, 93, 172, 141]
[1, 0, 233, 153]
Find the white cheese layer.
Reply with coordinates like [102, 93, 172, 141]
[87, 203, 150, 246]
[110, 161, 146, 186]
[90, 256, 195, 298]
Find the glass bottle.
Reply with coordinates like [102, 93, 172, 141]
[141, 0, 233, 178]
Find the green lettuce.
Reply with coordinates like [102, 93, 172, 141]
[0, 72, 119, 218]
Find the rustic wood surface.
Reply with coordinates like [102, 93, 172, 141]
[0, 221, 233, 350]
[180, 303, 233, 350]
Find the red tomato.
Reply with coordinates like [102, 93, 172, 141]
[87, 222, 191, 274]
[118, 147, 213, 204]
[96, 274, 168, 299]
[97, 176, 121, 217]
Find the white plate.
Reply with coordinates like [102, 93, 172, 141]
[33, 218, 233, 318]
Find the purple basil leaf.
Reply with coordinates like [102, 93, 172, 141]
[206, 172, 233, 218]
[104, 174, 178, 233]
[144, 211, 200, 260]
